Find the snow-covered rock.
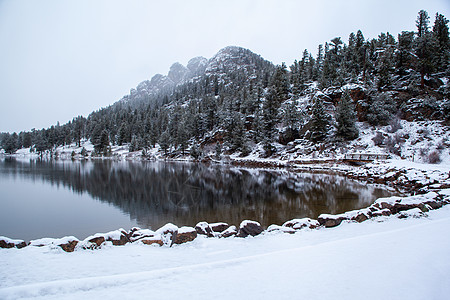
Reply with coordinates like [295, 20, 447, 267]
[0, 236, 27, 249]
[172, 227, 197, 245]
[29, 236, 79, 252]
[236, 220, 263, 237]
[282, 218, 320, 230]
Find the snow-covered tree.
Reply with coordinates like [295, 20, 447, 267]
[335, 91, 359, 140]
[309, 97, 331, 142]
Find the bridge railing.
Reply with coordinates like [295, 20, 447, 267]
[343, 153, 390, 161]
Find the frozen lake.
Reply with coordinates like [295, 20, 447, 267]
[0, 158, 397, 240]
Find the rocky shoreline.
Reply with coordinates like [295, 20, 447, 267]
[1, 159, 450, 252]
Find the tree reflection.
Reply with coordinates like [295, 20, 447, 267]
[0, 158, 395, 229]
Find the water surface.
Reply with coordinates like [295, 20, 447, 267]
[0, 158, 396, 240]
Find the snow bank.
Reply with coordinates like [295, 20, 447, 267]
[1, 206, 449, 299]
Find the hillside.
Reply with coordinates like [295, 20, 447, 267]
[1, 10, 449, 165]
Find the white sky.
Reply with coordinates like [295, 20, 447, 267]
[0, 0, 449, 133]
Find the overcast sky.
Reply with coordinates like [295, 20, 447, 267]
[0, 0, 449, 133]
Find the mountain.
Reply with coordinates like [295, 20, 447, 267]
[1, 10, 449, 164]
[116, 46, 274, 108]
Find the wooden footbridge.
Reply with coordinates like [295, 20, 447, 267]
[343, 153, 390, 164]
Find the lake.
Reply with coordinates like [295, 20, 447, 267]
[0, 157, 396, 240]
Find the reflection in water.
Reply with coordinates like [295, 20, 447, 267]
[0, 158, 395, 233]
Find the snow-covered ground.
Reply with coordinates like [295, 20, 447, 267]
[1, 203, 449, 300]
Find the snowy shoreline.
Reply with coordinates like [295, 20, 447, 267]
[1, 157, 450, 299]
[1, 156, 449, 250]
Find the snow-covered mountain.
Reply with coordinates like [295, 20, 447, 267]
[117, 46, 274, 107]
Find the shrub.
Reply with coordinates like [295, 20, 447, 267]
[428, 151, 441, 164]
[372, 132, 385, 146]
[387, 117, 403, 133]
[367, 93, 397, 126]
[190, 144, 202, 160]
[385, 134, 404, 156]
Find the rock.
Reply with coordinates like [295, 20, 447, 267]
[129, 229, 157, 243]
[390, 203, 417, 214]
[371, 209, 392, 217]
[219, 225, 238, 238]
[318, 214, 347, 228]
[267, 224, 296, 234]
[210, 222, 230, 233]
[141, 238, 164, 246]
[282, 218, 320, 230]
[15, 241, 28, 249]
[156, 223, 179, 235]
[88, 236, 106, 247]
[172, 227, 197, 245]
[195, 222, 214, 237]
[102, 229, 130, 246]
[423, 200, 443, 210]
[0, 237, 27, 249]
[398, 208, 426, 219]
[29, 236, 79, 252]
[236, 220, 263, 237]
[59, 240, 79, 253]
[156, 223, 179, 246]
[352, 212, 369, 223]
[109, 235, 129, 246]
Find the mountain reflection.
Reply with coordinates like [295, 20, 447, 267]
[0, 158, 395, 229]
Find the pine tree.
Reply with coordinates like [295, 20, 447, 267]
[176, 121, 189, 155]
[367, 93, 397, 126]
[22, 132, 32, 148]
[262, 87, 280, 143]
[94, 129, 110, 156]
[1, 133, 18, 154]
[397, 31, 415, 73]
[129, 135, 140, 152]
[376, 47, 395, 89]
[415, 31, 439, 88]
[270, 63, 290, 101]
[415, 10, 438, 88]
[309, 97, 331, 142]
[335, 91, 359, 140]
[416, 10, 430, 38]
[432, 13, 450, 72]
[159, 130, 170, 155]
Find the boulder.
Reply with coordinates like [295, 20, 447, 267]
[352, 212, 369, 223]
[87, 236, 106, 247]
[282, 218, 320, 230]
[210, 222, 230, 233]
[141, 238, 164, 246]
[30, 236, 79, 252]
[156, 223, 179, 246]
[267, 224, 296, 234]
[398, 208, 426, 219]
[317, 214, 347, 228]
[390, 203, 418, 214]
[423, 200, 443, 210]
[219, 225, 238, 238]
[102, 229, 130, 246]
[172, 227, 197, 245]
[0, 237, 27, 249]
[156, 223, 179, 235]
[129, 229, 157, 243]
[371, 209, 392, 217]
[236, 220, 263, 237]
[195, 222, 214, 237]
[59, 240, 79, 253]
